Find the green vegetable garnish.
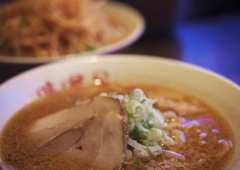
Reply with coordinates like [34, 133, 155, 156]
[138, 139, 156, 146]
[140, 99, 146, 103]
[100, 88, 170, 158]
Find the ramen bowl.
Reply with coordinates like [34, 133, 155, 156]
[0, 54, 239, 169]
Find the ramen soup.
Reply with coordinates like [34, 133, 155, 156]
[0, 83, 234, 170]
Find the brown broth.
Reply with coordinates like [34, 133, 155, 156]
[0, 83, 234, 170]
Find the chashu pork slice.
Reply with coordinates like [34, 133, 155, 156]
[30, 96, 126, 146]
[29, 96, 128, 169]
[39, 111, 128, 169]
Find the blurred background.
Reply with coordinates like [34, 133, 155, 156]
[0, 0, 240, 85]
[118, 0, 240, 85]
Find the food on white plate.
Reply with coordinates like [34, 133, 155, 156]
[0, 0, 127, 58]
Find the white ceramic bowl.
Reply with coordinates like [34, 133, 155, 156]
[0, 54, 239, 169]
[0, 1, 145, 64]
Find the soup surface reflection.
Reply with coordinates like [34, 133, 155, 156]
[0, 83, 234, 170]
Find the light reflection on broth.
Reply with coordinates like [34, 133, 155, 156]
[0, 83, 234, 170]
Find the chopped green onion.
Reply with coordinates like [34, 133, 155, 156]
[140, 99, 146, 103]
[136, 106, 142, 111]
[138, 139, 156, 146]
[99, 88, 174, 158]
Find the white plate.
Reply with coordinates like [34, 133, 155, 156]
[0, 54, 239, 169]
[0, 1, 145, 64]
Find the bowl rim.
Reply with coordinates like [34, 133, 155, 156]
[1, 54, 239, 90]
[0, 1, 145, 64]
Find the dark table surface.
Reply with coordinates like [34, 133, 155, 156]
[123, 12, 240, 86]
[0, 11, 240, 86]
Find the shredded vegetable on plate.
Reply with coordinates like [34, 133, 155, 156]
[0, 0, 127, 58]
[101, 88, 175, 158]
